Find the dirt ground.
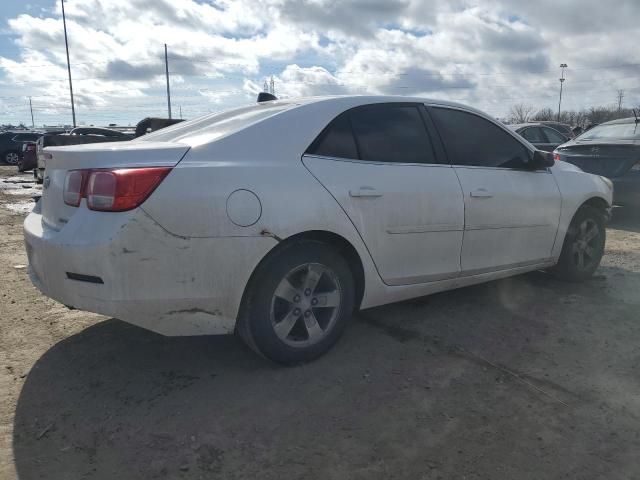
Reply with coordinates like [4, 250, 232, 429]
[1, 165, 640, 479]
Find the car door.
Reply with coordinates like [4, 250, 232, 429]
[303, 103, 465, 286]
[428, 106, 562, 275]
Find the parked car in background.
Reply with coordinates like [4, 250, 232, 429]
[509, 123, 570, 151]
[1, 131, 42, 165]
[24, 96, 612, 364]
[18, 142, 37, 172]
[554, 117, 640, 207]
[539, 121, 575, 139]
[36, 127, 132, 183]
[36, 119, 180, 182]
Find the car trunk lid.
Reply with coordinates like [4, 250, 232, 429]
[555, 142, 640, 177]
[40, 141, 189, 230]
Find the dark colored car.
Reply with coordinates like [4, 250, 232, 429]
[539, 121, 575, 139]
[18, 142, 37, 172]
[554, 117, 640, 207]
[509, 123, 570, 152]
[0, 131, 42, 165]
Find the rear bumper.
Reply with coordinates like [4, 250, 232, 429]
[24, 206, 276, 335]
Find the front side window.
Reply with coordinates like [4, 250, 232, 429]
[431, 107, 530, 168]
[307, 104, 438, 164]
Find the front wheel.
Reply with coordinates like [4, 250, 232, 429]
[237, 241, 355, 365]
[551, 205, 606, 282]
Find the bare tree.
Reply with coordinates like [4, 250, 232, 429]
[508, 104, 535, 123]
[532, 108, 555, 121]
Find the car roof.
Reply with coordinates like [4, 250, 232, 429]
[259, 94, 495, 117]
[507, 122, 545, 130]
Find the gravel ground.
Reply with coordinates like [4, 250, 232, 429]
[1, 165, 639, 479]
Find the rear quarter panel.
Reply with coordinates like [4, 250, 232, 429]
[141, 104, 389, 309]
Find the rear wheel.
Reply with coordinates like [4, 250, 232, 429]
[237, 241, 355, 365]
[552, 205, 606, 282]
[4, 150, 19, 165]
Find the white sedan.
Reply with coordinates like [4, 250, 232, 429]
[24, 96, 612, 364]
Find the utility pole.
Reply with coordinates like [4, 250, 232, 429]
[61, 0, 76, 127]
[557, 63, 567, 122]
[28, 97, 34, 127]
[179, 105, 182, 119]
[164, 44, 172, 119]
[617, 89, 625, 112]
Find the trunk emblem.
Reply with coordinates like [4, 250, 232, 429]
[591, 146, 600, 156]
[43, 176, 51, 189]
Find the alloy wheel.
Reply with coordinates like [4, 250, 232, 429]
[270, 263, 342, 347]
[5, 152, 19, 165]
[572, 218, 600, 271]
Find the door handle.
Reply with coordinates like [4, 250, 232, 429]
[470, 188, 493, 198]
[349, 187, 383, 198]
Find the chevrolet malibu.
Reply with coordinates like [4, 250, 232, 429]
[24, 96, 612, 364]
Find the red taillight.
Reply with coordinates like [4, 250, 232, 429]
[63, 170, 88, 207]
[553, 153, 561, 162]
[63, 167, 171, 211]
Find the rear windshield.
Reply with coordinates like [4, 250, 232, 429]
[137, 103, 293, 146]
[578, 122, 640, 141]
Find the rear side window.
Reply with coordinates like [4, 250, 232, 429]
[542, 127, 566, 143]
[350, 105, 435, 164]
[431, 107, 530, 168]
[307, 104, 438, 164]
[308, 113, 358, 159]
[521, 127, 546, 143]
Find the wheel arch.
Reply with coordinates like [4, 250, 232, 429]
[240, 230, 366, 316]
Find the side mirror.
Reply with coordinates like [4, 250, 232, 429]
[530, 150, 554, 169]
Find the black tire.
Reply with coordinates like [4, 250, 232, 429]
[551, 205, 606, 282]
[17, 160, 24, 172]
[237, 240, 355, 365]
[4, 150, 20, 165]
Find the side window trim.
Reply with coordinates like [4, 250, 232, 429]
[425, 104, 538, 171]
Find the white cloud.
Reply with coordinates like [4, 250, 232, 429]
[0, 0, 639, 126]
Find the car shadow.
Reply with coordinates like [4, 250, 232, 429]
[12, 268, 640, 479]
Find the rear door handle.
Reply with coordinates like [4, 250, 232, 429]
[470, 188, 493, 198]
[349, 187, 383, 198]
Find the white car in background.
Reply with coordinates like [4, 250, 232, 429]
[24, 96, 612, 364]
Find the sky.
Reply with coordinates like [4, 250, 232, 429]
[0, 0, 639, 127]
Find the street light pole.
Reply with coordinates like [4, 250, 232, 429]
[164, 44, 172, 119]
[61, 0, 76, 127]
[557, 63, 567, 122]
[28, 96, 34, 127]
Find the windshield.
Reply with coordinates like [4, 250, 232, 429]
[578, 122, 640, 141]
[138, 103, 294, 146]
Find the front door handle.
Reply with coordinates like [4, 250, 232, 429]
[349, 186, 383, 198]
[470, 188, 493, 198]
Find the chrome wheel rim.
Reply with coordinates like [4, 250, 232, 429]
[572, 219, 600, 271]
[6, 152, 19, 165]
[270, 263, 342, 347]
